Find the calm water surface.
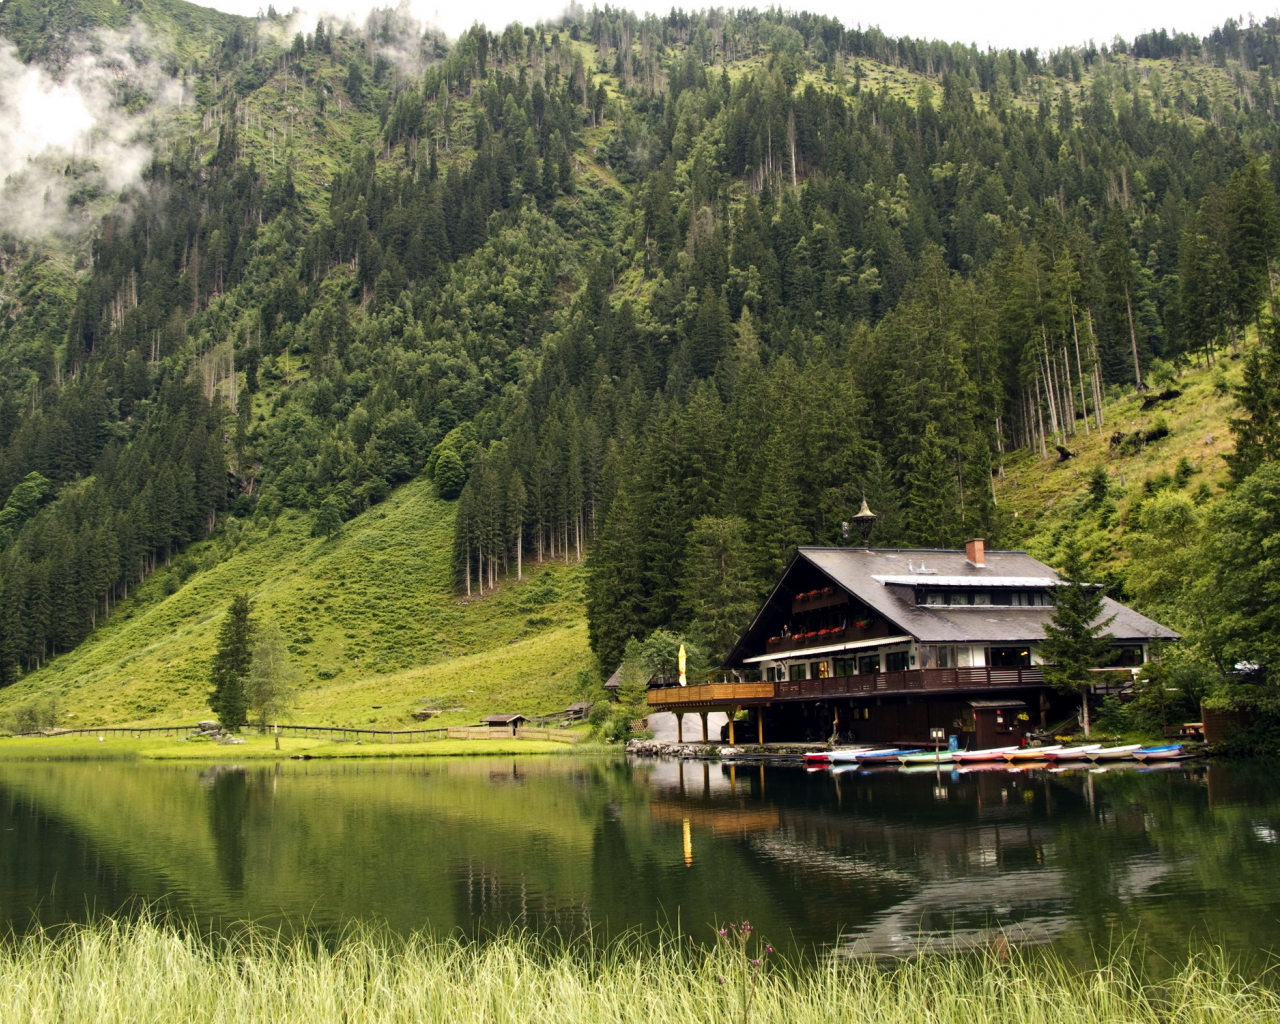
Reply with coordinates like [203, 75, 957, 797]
[1, 755, 1278, 961]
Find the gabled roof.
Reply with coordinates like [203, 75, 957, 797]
[725, 546, 1178, 665]
[482, 713, 527, 724]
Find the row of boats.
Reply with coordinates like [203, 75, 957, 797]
[804, 742, 1188, 767]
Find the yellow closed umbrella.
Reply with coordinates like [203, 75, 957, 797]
[678, 644, 687, 686]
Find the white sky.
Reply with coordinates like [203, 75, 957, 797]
[203, 1, 1262, 52]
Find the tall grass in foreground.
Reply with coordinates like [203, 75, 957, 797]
[0, 918, 1275, 1024]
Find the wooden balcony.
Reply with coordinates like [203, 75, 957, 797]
[765, 621, 893, 655]
[775, 666, 1045, 698]
[646, 682, 776, 708]
[645, 667, 1045, 709]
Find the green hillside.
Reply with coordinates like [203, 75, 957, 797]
[0, 479, 591, 728]
[3, 4, 1280, 728]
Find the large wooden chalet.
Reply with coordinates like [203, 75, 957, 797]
[648, 539, 1178, 747]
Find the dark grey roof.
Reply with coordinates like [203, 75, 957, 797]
[798, 547, 1177, 645]
[604, 667, 622, 689]
[482, 714, 527, 724]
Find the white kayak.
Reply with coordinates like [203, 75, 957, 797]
[828, 747, 880, 763]
[951, 746, 1020, 763]
[1086, 744, 1142, 762]
[1002, 745, 1064, 762]
[1042, 744, 1102, 761]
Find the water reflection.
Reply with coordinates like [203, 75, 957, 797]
[0, 755, 1275, 962]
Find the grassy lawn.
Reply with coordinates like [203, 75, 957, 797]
[0, 733, 597, 761]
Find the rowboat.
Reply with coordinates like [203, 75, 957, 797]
[1133, 744, 1184, 761]
[899, 751, 956, 765]
[857, 748, 921, 763]
[1002, 745, 1064, 762]
[1085, 744, 1142, 762]
[1042, 744, 1102, 761]
[951, 746, 1019, 763]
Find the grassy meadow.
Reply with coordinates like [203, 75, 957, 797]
[0, 478, 593, 732]
[1, 918, 1275, 1024]
[0, 733, 588, 760]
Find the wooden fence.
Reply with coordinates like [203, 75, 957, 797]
[22, 723, 579, 744]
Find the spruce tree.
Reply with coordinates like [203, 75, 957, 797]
[1039, 540, 1115, 738]
[209, 593, 255, 732]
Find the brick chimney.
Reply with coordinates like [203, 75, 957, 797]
[965, 538, 986, 567]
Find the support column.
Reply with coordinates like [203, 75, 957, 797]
[757, 707, 764, 745]
[728, 707, 738, 745]
[675, 712, 683, 744]
[699, 711, 708, 743]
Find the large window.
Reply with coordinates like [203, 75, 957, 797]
[813, 661, 830, 679]
[989, 647, 1032, 668]
[789, 663, 808, 681]
[833, 657, 855, 677]
[886, 651, 909, 672]
[921, 645, 957, 669]
[859, 654, 881, 675]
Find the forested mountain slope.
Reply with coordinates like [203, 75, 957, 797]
[3, 3, 1280, 726]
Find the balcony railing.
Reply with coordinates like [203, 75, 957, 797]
[645, 667, 1046, 708]
[645, 682, 776, 707]
[777, 666, 1044, 697]
[764, 621, 894, 655]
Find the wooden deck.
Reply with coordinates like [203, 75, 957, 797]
[646, 667, 1045, 708]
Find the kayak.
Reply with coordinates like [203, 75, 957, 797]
[899, 751, 956, 765]
[805, 748, 870, 764]
[951, 746, 1019, 763]
[1042, 744, 1102, 761]
[1085, 744, 1142, 761]
[829, 747, 884, 763]
[1002, 745, 1064, 762]
[1133, 744, 1184, 761]
[857, 748, 921, 763]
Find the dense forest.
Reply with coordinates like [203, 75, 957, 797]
[2, 2, 1280, 712]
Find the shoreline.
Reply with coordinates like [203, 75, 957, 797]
[0, 734, 609, 762]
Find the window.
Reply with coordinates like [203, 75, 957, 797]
[922, 591, 946, 606]
[992, 590, 1049, 607]
[765, 666, 782, 682]
[948, 591, 971, 606]
[989, 647, 1031, 668]
[859, 654, 881, 675]
[972, 591, 991, 606]
[1105, 645, 1145, 667]
[921, 645, 956, 669]
[789, 663, 808, 681]
[833, 657, 855, 677]
[886, 651, 909, 673]
[814, 661, 829, 679]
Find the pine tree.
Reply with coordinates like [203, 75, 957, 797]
[1039, 540, 1115, 738]
[209, 593, 255, 731]
[906, 423, 959, 546]
[679, 515, 759, 663]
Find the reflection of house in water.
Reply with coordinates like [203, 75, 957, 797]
[645, 763, 1186, 956]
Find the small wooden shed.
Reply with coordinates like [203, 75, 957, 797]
[481, 713, 528, 736]
[968, 699, 1030, 749]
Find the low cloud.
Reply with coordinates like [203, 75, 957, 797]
[0, 26, 188, 239]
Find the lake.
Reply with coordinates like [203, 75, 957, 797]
[1, 754, 1278, 962]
